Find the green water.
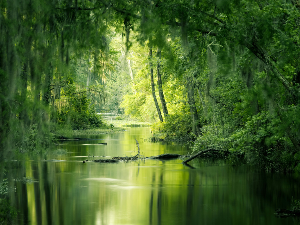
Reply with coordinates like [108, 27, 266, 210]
[12, 128, 300, 224]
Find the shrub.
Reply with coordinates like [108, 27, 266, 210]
[193, 124, 232, 152]
[53, 93, 104, 130]
[151, 113, 193, 142]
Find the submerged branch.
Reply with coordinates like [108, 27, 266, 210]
[182, 149, 229, 164]
[147, 153, 181, 160]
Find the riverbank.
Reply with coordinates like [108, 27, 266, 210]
[104, 115, 151, 128]
[53, 116, 151, 140]
[54, 127, 125, 139]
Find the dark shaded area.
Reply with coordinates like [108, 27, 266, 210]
[275, 209, 300, 217]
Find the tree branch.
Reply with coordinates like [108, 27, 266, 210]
[182, 149, 226, 164]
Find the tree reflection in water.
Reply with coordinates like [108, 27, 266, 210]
[10, 128, 300, 225]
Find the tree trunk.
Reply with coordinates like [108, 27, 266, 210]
[187, 78, 200, 136]
[128, 59, 136, 94]
[61, 30, 64, 63]
[43, 64, 53, 106]
[20, 62, 29, 125]
[183, 149, 225, 164]
[86, 50, 91, 92]
[149, 47, 163, 122]
[156, 49, 168, 119]
[0, 40, 8, 163]
[30, 58, 41, 104]
[244, 40, 299, 101]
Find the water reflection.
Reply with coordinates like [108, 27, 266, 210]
[12, 128, 300, 225]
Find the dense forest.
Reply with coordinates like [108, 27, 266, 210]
[1, 0, 300, 178]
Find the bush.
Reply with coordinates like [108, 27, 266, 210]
[191, 111, 300, 172]
[193, 124, 232, 152]
[0, 170, 17, 224]
[11, 120, 54, 154]
[52, 92, 104, 130]
[55, 109, 104, 130]
[151, 113, 193, 142]
[227, 111, 293, 171]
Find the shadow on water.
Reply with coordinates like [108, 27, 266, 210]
[10, 127, 300, 225]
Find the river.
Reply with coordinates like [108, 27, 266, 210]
[11, 127, 300, 225]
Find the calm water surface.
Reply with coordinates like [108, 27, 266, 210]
[13, 127, 300, 225]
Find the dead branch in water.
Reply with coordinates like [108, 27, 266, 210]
[147, 153, 181, 159]
[94, 139, 141, 163]
[182, 149, 229, 164]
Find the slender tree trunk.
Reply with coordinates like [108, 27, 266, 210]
[0, 0, 19, 161]
[7, 1, 17, 100]
[86, 51, 91, 92]
[156, 49, 168, 119]
[30, 58, 41, 104]
[93, 50, 97, 82]
[128, 59, 137, 94]
[187, 78, 200, 136]
[149, 47, 163, 122]
[43, 64, 53, 106]
[20, 62, 29, 124]
[245, 40, 300, 101]
[0, 40, 8, 163]
[61, 30, 64, 63]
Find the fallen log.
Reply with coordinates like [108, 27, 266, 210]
[55, 136, 87, 141]
[93, 156, 138, 163]
[112, 155, 139, 161]
[95, 140, 141, 163]
[182, 149, 229, 164]
[148, 153, 182, 160]
[93, 153, 181, 163]
[94, 159, 119, 163]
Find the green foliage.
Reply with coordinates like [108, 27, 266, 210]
[7, 117, 54, 154]
[151, 112, 193, 142]
[121, 93, 158, 122]
[229, 111, 294, 171]
[53, 86, 105, 130]
[2, 0, 300, 174]
[21, 124, 53, 152]
[292, 198, 300, 211]
[0, 179, 8, 196]
[193, 124, 232, 152]
[0, 171, 17, 225]
[0, 198, 17, 225]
